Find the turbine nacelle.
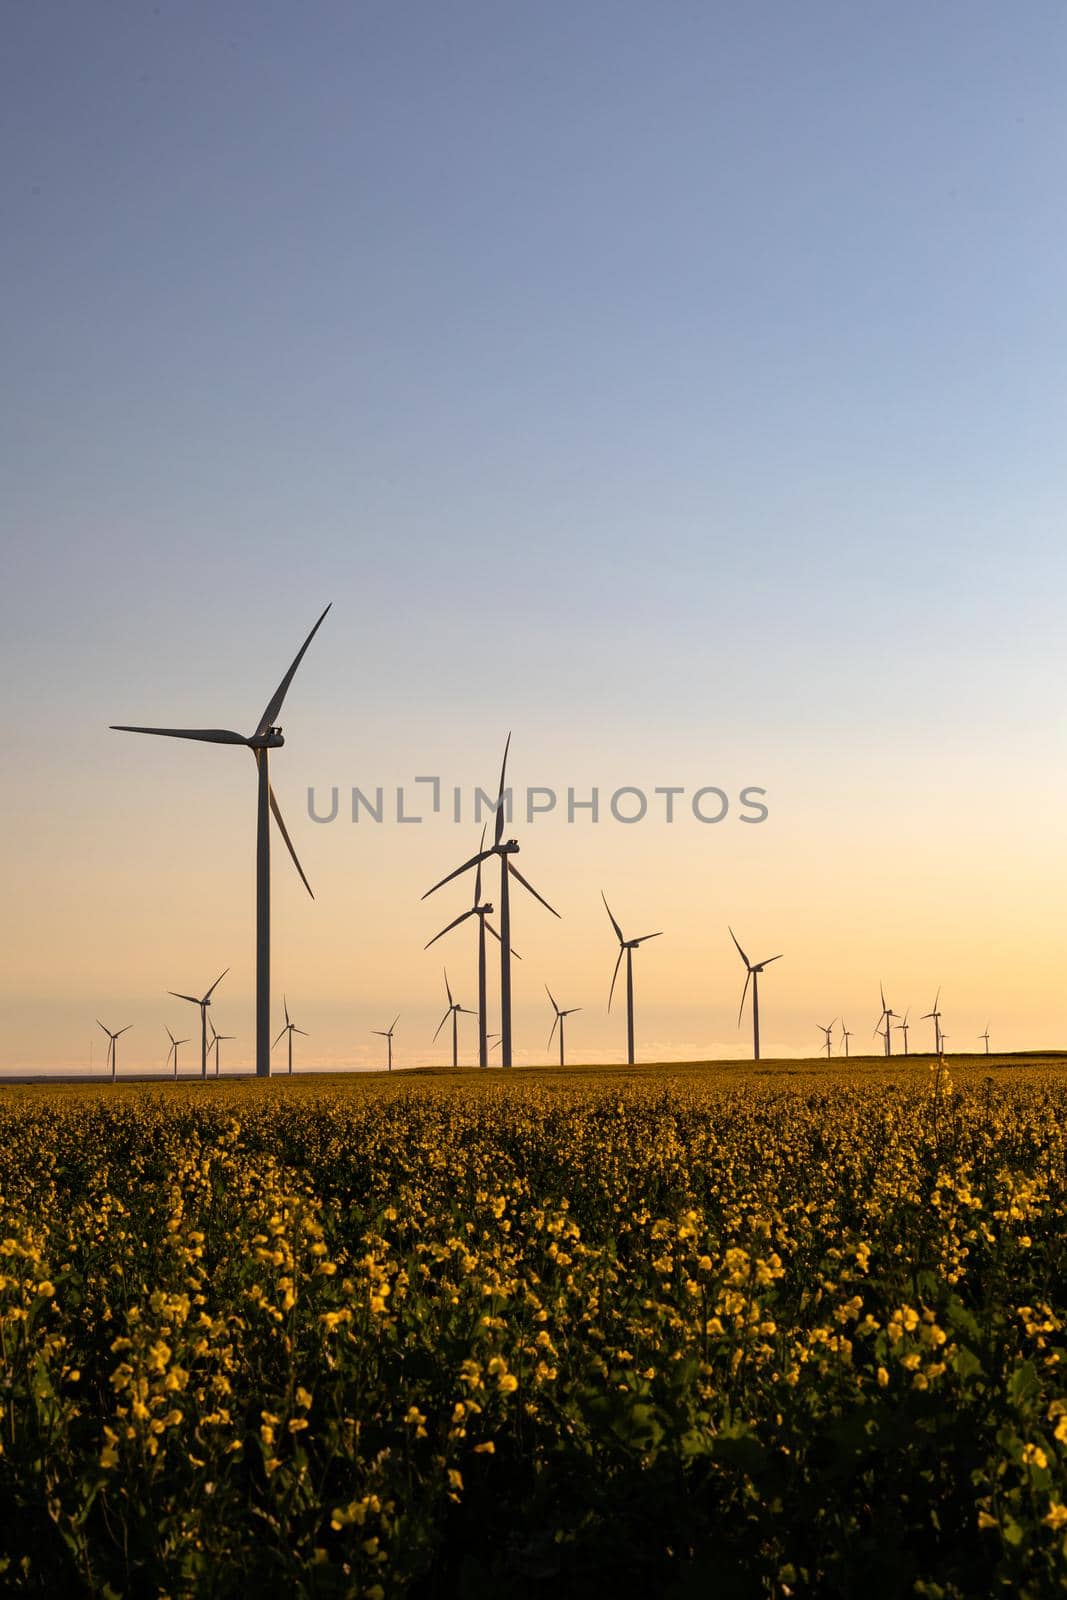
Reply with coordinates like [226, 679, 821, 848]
[249, 726, 285, 749]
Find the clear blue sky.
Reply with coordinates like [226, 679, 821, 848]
[4, 3, 1066, 1068]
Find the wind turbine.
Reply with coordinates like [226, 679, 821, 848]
[97, 1020, 131, 1082]
[424, 826, 518, 1069]
[111, 604, 331, 1077]
[840, 1021, 852, 1058]
[603, 893, 662, 1066]
[922, 989, 943, 1055]
[372, 1016, 399, 1072]
[895, 1008, 911, 1056]
[422, 735, 559, 1067]
[546, 985, 581, 1067]
[433, 970, 476, 1070]
[207, 1018, 235, 1077]
[272, 996, 307, 1076]
[168, 969, 229, 1079]
[980, 1024, 991, 1055]
[875, 985, 897, 1057]
[729, 928, 782, 1062]
[816, 1019, 835, 1059]
[165, 1026, 189, 1079]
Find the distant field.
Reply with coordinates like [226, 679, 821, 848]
[1, 1066, 1065, 1596]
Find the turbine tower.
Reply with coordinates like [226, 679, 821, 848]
[603, 893, 662, 1066]
[895, 1004, 915, 1056]
[97, 1020, 131, 1083]
[168, 969, 229, 1079]
[729, 928, 782, 1062]
[433, 970, 476, 1070]
[546, 985, 581, 1067]
[840, 1021, 852, 1058]
[207, 1018, 235, 1077]
[875, 985, 897, 1057]
[422, 736, 559, 1067]
[817, 1019, 835, 1059]
[112, 604, 331, 1077]
[424, 826, 518, 1068]
[372, 1017, 399, 1072]
[165, 1026, 189, 1079]
[272, 995, 307, 1075]
[922, 989, 943, 1055]
[980, 1024, 991, 1055]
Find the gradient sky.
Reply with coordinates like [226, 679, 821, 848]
[4, 2, 1067, 1071]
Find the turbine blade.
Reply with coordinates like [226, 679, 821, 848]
[203, 968, 229, 1002]
[115, 1025, 133, 1037]
[484, 921, 522, 959]
[294, 1028, 309, 1036]
[608, 946, 624, 1011]
[96, 1020, 110, 1037]
[444, 968, 454, 1008]
[759, 954, 783, 966]
[545, 984, 560, 1015]
[474, 825, 487, 904]
[424, 908, 476, 949]
[169, 992, 200, 1004]
[494, 733, 511, 848]
[110, 725, 248, 744]
[422, 850, 492, 900]
[284, 995, 290, 1026]
[390, 1016, 399, 1033]
[547, 1014, 559, 1048]
[737, 968, 751, 1027]
[272, 1028, 287, 1048]
[508, 862, 560, 917]
[256, 604, 332, 737]
[165, 1026, 176, 1043]
[269, 785, 314, 898]
[880, 982, 887, 1011]
[601, 891, 625, 945]
[432, 1009, 451, 1042]
[728, 926, 751, 969]
[634, 931, 664, 944]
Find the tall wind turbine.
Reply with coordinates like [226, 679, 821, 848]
[980, 1024, 991, 1055]
[372, 1017, 399, 1072]
[207, 1018, 235, 1077]
[169, 969, 228, 1079]
[875, 985, 897, 1057]
[422, 736, 559, 1067]
[272, 996, 308, 1076]
[729, 928, 782, 1062]
[165, 1026, 189, 1079]
[922, 989, 943, 1055]
[424, 826, 518, 1069]
[546, 985, 581, 1067]
[433, 970, 476, 1070]
[97, 1020, 131, 1083]
[816, 1019, 835, 1059]
[112, 604, 331, 1077]
[841, 1021, 852, 1058]
[603, 893, 663, 1066]
[895, 1008, 911, 1056]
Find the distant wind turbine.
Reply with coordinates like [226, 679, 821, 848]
[433, 970, 476, 1069]
[424, 826, 518, 1069]
[922, 989, 943, 1055]
[272, 996, 307, 1075]
[207, 1017, 235, 1077]
[422, 736, 559, 1067]
[546, 985, 581, 1067]
[603, 893, 662, 1066]
[372, 1016, 399, 1072]
[168, 969, 229, 1079]
[840, 1021, 852, 1058]
[817, 1019, 835, 1059]
[112, 604, 331, 1077]
[895, 1008, 911, 1056]
[875, 985, 897, 1057]
[97, 1020, 131, 1083]
[729, 928, 782, 1062]
[165, 1026, 189, 1080]
[980, 1024, 991, 1055]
